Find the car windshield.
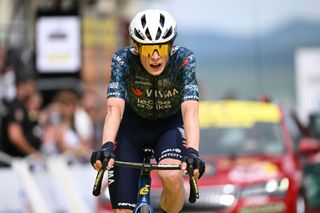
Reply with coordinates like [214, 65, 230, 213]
[200, 122, 285, 156]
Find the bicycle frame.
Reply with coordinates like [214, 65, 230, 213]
[115, 148, 161, 213]
[93, 148, 199, 213]
[133, 161, 153, 212]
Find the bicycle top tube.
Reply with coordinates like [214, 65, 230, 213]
[114, 160, 181, 171]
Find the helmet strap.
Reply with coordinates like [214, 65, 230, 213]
[132, 41, 140, 53]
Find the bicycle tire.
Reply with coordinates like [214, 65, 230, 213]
[136, 204, 152, 213]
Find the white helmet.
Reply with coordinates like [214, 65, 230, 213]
[129, 9, 177, 44]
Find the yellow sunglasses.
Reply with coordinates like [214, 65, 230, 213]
[139, 43, 172, 58]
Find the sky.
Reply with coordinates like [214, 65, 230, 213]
[145, 0, 320, 36]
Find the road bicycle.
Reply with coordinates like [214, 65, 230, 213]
[92, 148, 199, 213]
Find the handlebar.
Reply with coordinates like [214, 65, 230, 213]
[92, 160, 199, 203]
[92, 159, 108, 196]
[114, 160, 181, 170]
[185, 158, 200, 203]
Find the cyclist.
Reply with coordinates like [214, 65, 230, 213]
[91, 9, 205, 213]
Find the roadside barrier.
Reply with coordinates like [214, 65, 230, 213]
[0, 152, 96, 213]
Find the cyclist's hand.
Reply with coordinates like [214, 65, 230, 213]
[182, 147, 205, 179]
[90, 141, 115, 171]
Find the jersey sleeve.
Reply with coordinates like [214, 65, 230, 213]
[181, 52, 200, 102]
[107, 52, 127, 99]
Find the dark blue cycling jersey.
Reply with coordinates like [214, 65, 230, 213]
[107, 45, 199, 120]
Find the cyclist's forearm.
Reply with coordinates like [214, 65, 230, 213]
[184, 117, 200, 150]
[101, 99, 124, 145]
[181, 101, 200, 151]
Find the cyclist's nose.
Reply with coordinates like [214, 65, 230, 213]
[151, 50, 161, 60]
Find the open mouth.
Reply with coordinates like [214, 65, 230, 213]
[150, 64, 161, 69]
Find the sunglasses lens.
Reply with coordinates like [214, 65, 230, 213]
[140, 44, 171, 57]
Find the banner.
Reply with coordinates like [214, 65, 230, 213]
[36, 16, 81, 73]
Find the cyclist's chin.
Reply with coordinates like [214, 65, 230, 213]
[146, 64, 165, 76]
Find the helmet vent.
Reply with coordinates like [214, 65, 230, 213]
[162, 26, 172, 39]
[141, 15, 146, 28]
[129, 9, 176, 43]
[134, 28, 144, 40]
[145, 28, 152, 40]
[159, 14, 165, 27]
[156, 27, 162, 40]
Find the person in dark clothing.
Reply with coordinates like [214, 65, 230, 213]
[0, 73, 42, 158]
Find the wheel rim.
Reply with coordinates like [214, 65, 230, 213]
[136, 204, 152, 213]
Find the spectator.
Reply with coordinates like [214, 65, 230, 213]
[80, 88, 104, 149]
[26, 92, 43, 126]
[53, 90, 92, 159]
[0, 73, 42, 159]
[38, 103, 62, 155]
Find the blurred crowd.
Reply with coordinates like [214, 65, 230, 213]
[0, 48, 106, 166]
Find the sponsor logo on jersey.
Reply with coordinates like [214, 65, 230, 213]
[181, 59, 189, 67]
[161, 148, 182, 154]
[135, 75, 149, 81]
[159, 148, 184, 160]
[184, 85, 199, 92]
[183, 95, 199, 100]
[158, 78, 171, 87]
[139, 185, 150, 195]
[108, 92, 122, 97]
[118, 202, 136, 208]
[108, 170, 115, 185]
[137, 98, 172, 110]
[159, 153, 182, 160]
[146, 88, 179, 98]
[131, 87, 143, 96]
[134, 80, 152, 86]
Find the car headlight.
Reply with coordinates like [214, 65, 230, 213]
[196, 184, 237, 207]
[241, 178, 289, 198]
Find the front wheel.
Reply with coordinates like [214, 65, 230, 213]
[135, 203, 153, 213]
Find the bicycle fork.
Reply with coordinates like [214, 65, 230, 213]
[134, 150, 154, 213]
[134, 170, 153, 212]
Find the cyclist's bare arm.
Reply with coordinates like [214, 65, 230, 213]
[93, 97, 125, 171]
[181, 100, 200, 177]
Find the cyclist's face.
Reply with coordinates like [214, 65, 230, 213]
[139, 44, 170, 76]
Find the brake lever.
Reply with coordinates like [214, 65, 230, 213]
[186, 158, 199, 203]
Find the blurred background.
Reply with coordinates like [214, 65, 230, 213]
[0, 0, 319, 124]
[0, 0, 320, 212]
